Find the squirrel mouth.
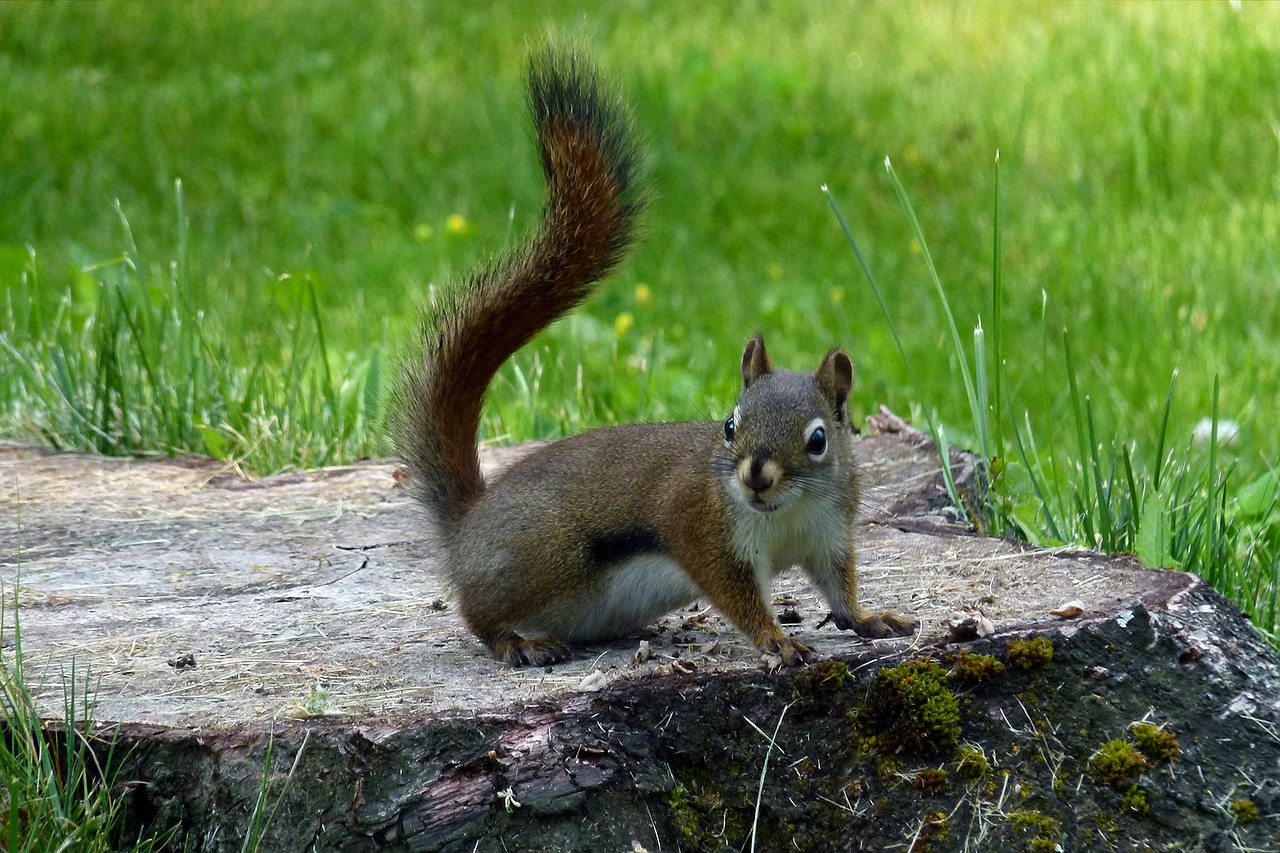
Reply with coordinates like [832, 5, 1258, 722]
[747, 495, 778, 513]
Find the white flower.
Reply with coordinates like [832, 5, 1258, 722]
[1192, 418, 1240, 448]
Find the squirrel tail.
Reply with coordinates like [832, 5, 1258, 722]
[397, 47, 645, 533]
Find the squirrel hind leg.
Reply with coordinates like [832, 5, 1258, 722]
[485, 631, 573, 668]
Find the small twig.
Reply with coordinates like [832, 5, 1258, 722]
[1241, 711, 1280, 745]
[644, 801, 663, 852]
[313, 558, 368, 587]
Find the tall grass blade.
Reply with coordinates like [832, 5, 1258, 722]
[306, 276, 335, 400]
[1008, 412, 1065, 543]
[821, 185, 924, 400]
[822, 185, 965, 518]
[974, 319, 990, 468]
[241, 731, 309, 853]
[1062, 331, 1094, 516]
[1152, 371, 1178, 492]
[883, 158, 982, 440]
[991, 151, 1005, 456]
[1085, 397, 1115, 548]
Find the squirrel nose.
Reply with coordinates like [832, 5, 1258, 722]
[741, 452, 777, 494]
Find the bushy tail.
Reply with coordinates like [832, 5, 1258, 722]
[397, 47, 645, 534]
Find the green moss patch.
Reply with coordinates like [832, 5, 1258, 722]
[1130, 722, 1180, 763]
[795, 659, 849, 693]
[1009, 809, 1062, 852]
[912, 768, 949, 794]
[859, 658, 962, 756]
[1007, 637, 1054, 669]
[1089, 739, 1148, 788]
[1231, 799, 1260, 824]
[953, 744, 991, 780]
[949, 651, 1006, 682]
[1121, 785, 1149, 815]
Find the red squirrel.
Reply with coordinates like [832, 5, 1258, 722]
[397, 47, 917, 667]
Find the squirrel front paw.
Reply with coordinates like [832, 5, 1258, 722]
[762, 634, 817, 667]
[832, 609, 919, 639]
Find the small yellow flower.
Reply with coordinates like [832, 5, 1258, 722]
[767, 262, 784, 280]
[903, 143, 923, 166]
[831, 287, 845, 305]
[446, 213, 470, 235]
[910, 239, 922, 255]
[634, 283, 652, 307]
[413, 223, 434, 241]
[614, 311, 635, 337]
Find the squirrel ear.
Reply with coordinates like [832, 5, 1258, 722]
[741, 333, 774, 389]
[815, 348, 854, 414]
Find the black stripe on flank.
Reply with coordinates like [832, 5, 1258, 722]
[588, 528, 664, 568]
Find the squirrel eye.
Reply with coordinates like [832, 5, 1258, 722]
[723, 415, 735, 443]
[806, 426, 827, 456]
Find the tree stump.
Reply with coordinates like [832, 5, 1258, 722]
[2, 411, 1278, 851]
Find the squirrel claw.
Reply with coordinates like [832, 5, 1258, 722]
[765, 635, 817, 667]
[493, 634, 572, 667]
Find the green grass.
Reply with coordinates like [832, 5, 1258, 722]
[1, 0, 1277, 620]
[0, 588, 171, 851]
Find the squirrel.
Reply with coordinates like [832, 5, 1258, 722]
[397, 46, 918, 668]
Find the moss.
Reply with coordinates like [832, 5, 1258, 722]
[874, 754, 904, 780]
[1121, 785, 1149, 814]
[1089, 739, 1148, 788]
[860, 657, 962, 756]
[927, 809, 951, 840]
[667, 782, 745, 847]
[953, 744, 990, 780]
[1131, 722, 1180, 763]
[1009, 809, 1062, 852]
[949, 651, 1005, 682]
[1007, 637, 1054, 669]
[1231, 799, 1260, 823]
[667, 784, 701, 841]
[912, 768, 949, 794]
[796, 659, 849, 692]
[1010, 809, 1059, 831]
[910, 811, 951, 850]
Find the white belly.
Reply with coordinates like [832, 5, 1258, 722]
[533, 554, 700, 643]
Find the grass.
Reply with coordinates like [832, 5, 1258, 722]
[1, 4, 1276, 620]
[829, 156, 1279, 638]
[0, 186, 383, 472]
[3, 1, 1277, 450]
[0, 0, 1277, 726]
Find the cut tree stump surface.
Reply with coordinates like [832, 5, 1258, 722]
[2, 414, 1183, 727]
